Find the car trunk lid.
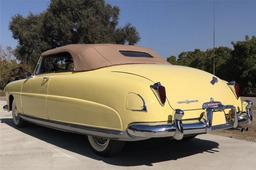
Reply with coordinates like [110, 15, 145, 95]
[110, 64, 239, 111]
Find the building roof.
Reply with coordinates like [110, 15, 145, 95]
[41, 44, 169, 71]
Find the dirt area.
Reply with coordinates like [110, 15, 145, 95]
[213, 97, 256, 142]
[0, 90, 5, 97]
[212, 116, 256, 142]
[213, 109, 256, 142]
[0, 90, 5, 100]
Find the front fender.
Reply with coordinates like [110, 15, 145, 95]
[3, 80, 24, 112]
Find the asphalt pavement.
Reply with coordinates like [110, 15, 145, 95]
[1, 100, 256, 170]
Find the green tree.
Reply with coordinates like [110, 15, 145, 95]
[226, 36, 256, 95]
[10, 0, 140, 67]
[10, 14, 46, 69]
[177, 49, 208, 70]
[167, 56, 177, 64]
[166, 39, 256, 96]
[207, 47, 232, 79]
[173, 47, 232, 76]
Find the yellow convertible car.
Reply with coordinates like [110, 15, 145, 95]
[3, 44, 253, 156]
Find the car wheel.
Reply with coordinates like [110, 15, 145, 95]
[12, 100, 26, 127]
[88, 135, 125, 157]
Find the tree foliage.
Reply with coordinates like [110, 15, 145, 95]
[167, 56, 177, 65]
[9, 0, 140, 67]
[226, 36, 256, 95]
[0, 47, 28, 89]
[5, 0, 256, 96]
[167, 36, 256, 96]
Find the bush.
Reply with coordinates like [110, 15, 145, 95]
[0, 60, 29, 90]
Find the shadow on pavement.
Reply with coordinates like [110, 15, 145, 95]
[1, 118, 219, 166]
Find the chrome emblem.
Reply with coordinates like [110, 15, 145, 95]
[210, 77, 218, 85]
[177, 99, 199, 104]
[210, 97, 214, 102]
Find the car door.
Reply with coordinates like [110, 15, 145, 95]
[21, 58, 49, 119]
[41, 52, 75, 122]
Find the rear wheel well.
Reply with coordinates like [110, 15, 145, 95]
[9, 95, 14, 111]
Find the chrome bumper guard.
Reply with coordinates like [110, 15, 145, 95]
[127, 100, 253, 140]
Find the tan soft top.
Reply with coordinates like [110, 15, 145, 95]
[42, 44, 169, 71]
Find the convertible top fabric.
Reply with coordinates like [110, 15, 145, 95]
[41, 44, 169, 71]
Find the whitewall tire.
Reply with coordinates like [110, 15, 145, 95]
[12, 100, 26, 127]
[88, 135, 125, 156]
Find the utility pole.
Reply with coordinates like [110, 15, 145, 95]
[212, 0, 216, 75]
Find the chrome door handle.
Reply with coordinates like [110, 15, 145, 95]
[43, 77, 49, 81]
[41, 77, 49, 85]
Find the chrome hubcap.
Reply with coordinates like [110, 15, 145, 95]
[93, 136, 108, 145]
[88, 135, 110, 152]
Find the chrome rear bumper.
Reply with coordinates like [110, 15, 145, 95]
[127, 100, 253, 140]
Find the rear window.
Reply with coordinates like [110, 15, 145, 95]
[119, 51, 153, 58]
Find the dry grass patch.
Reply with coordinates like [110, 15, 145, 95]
[0, 90, 5, 96]
[213, 110, 256, 142]
[212, 97, 256, 142]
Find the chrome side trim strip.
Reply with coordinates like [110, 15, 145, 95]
[19, 114, 135, 141]
[18, 100, 253, 141]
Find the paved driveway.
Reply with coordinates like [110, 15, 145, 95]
[1, 100, 256, 170]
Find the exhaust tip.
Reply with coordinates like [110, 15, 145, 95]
[240, 128, 244, 133]
[2, 105, 8, 112]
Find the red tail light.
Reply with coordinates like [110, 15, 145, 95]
[227, 81, 240, 98]
[234, 83, 240, 98]
[151, 82, 166, 105]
